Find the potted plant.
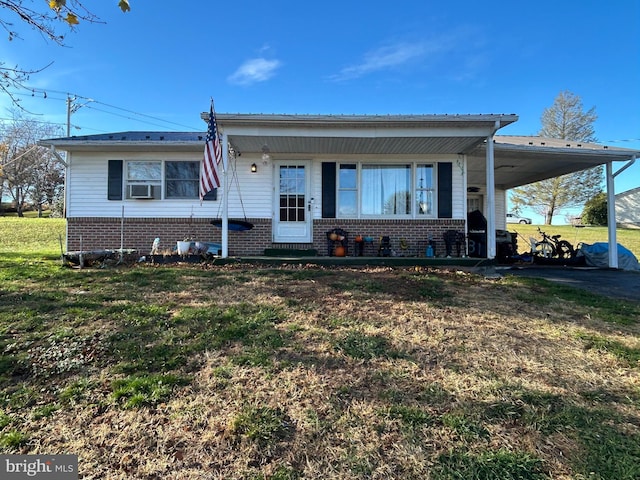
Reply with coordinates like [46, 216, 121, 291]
[176, 238, 192, 255]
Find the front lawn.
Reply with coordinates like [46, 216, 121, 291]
[0, 219, 639, 479]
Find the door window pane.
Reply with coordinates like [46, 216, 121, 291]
[279, 165, 306, 222]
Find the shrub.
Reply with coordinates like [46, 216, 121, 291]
[581, 192, 607, 226]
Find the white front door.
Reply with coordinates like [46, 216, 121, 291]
[273, 161, 312, 243]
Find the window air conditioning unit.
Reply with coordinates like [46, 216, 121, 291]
[129, 184, 153, 199]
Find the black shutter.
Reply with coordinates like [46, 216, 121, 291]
[437, 162, 453, 218]
[108, 160, 123, 200]
[321, 162, 336, 218]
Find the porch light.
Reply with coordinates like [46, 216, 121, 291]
[250, 163, 257, 173]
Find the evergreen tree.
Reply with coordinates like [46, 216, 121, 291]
[581, 192, 608, 226]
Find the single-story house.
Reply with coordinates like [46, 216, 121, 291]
[616, 187, 640, 228]
[40, 113, 639, 266]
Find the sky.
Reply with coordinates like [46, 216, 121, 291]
[1, 0, 638, 223]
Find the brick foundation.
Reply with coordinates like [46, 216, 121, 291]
[67, 217, 466, 257]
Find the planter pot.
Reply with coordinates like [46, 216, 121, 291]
[176, 241, 191, 255]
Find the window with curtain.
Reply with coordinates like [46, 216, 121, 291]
[336, 162, 435, 217]
[362, 164, 411, 215]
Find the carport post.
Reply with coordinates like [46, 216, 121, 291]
[606, 161, 618, 269]
[221, 132, 229, 258]
[485, 124, 498, 259]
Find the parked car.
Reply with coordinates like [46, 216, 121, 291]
[506, 212, 532, 224]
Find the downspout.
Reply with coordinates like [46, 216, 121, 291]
[485, 121, 500, 259]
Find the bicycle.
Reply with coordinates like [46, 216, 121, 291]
[530, 227, 575, 259]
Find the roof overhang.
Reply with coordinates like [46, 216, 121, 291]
[213, 113, 517, 157]
[39, 114, 640, 190]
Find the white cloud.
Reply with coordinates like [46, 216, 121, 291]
[228, 58, 282, 86]
[329, 36, 464, 82]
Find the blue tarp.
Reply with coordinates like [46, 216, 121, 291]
[578, 242, 640, 271]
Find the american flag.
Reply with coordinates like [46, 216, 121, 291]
[200, 101, 222, 199]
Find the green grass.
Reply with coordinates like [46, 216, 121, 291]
[334, 330, 398, 360]
[112, 374, 191, 409]
[0, 430, 28, 448]
[509, 224, 640, 257]
[575, 332, 640, 366]
[231, 406, 293, 449]
[433, 449, 547, 480]
[0, 217, 65, 257]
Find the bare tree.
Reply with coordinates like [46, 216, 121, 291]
[1, 113, 64, 216]
[510, 91, 603, 224]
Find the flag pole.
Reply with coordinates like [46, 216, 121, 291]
[221, 131, 229, 258]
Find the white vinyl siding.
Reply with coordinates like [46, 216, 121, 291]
[66, 152, 274, 219]
[66, 152, 467, 221]
[451, 163, 465, 219]
[495, 189, 507, 230]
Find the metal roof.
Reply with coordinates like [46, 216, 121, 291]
[467, 136, 639, 190]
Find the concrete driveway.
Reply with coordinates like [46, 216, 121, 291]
[502, 266, 640, 303]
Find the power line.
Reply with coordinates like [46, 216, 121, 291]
[81, 104, 189, 131]
[0, 116, 66, 128]
[9, 86, 204, 132]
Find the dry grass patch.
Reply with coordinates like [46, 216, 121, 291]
[0, 261, 639, 479]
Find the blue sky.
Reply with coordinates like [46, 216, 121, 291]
[2, 0, 638, 221]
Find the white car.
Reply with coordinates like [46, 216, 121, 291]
[506, 212, 532, 224]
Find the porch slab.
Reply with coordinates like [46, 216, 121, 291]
[209, 256, 496, 268]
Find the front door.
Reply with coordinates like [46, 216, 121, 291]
[273, 161, 312, 243]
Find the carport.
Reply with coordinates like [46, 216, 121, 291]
[466, 136, 639, 268]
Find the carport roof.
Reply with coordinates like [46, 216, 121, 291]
[468, 136, 639, 190]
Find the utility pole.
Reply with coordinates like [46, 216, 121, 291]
[66, 95, 93, 136]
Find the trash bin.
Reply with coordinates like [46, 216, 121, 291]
[496, 230, 515, 263]
[467, 210, 487, 258]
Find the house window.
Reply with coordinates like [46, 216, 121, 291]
[338, 164, 357, 216]
[166, 161, 200, 198]
[362, 164, 411, 215]
[126, 161, 161, 199]
[336, 162, 435, 218]
[416, 164, 435, 215]
[124, 160, 200, 200]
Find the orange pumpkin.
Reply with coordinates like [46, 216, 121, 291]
[334, 246, 346, 257]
